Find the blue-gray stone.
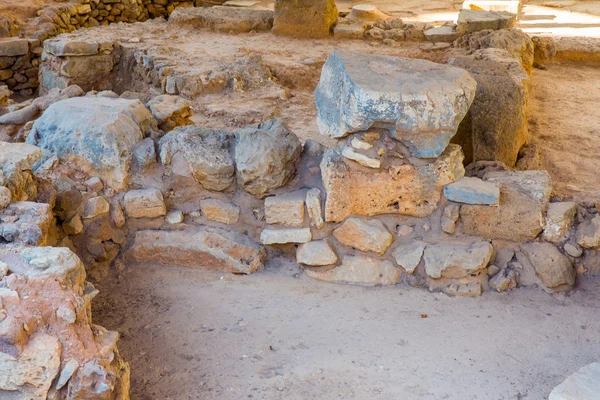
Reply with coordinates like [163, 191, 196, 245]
[314, 49, 477, 158]
[444, 177, 499, 205]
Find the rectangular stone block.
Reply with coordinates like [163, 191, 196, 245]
[0, 38, 29, 57]
[44, 39, 99, 57]
[264, 190, 305, 226]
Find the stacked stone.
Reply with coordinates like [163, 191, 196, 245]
[145, 0, 194, 19]
[0, 38, 42, 96]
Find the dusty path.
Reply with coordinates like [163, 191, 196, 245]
[529, 64, 600, 201]
[94, 259, 600, 400]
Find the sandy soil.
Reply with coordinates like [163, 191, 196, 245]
[529, 63, 600, 201]
[93, 258, 600, 399]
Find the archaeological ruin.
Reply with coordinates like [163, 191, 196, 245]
[1, 0, 600, 398]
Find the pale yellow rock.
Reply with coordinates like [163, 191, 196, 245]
[200, 198, 240, 225]
[296, 240, 338, 266]
[124, 188, 166, 219]
[305, 254, 401, 286]
[264, 190, 305, 226]
[305, 188, 324, 229]
[543, 202, 577, 243]
[423, 241, 493, 279]
[260, 227, 312, 245]
[82, 196, 109, 219]
[333, 217, 393, 255]
[341, 146, 381, 169]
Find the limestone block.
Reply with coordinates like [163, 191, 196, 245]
[130, 227, 266, 274]
[123, 188, 166, 218]
[543, 202, 577, 243]
[273, 0, 338, 39]
[315, 50, 477, 158]
[392, 241, 426, 274]
[0, 202, 53, 245]
[59, 54, 114, 78]
[305, 255, 401, 286]
[333, 217, 393, 255]
[0, 142, 42, 201]
[82, 196, 109, 219]
[147, 94, 193, 132]
[44, 38, 99, 56]
[520, 242, 575, 289]
[260, 227, 311, 245]
[444, 177, 499, 205]
[200, 198, 240, 225]
[305, 188, 324, 229]
[423, 241, 493, 279]
[296, 240, 338, 266]
[0, 38, 29, 57]
[549, 362, 600, 400]
[264, 190, 305, 226]
[576, 215, 600, 249]
[457, 9, 517, 36]
[321, 144, 465, 222]
[169, 6, 274, 33]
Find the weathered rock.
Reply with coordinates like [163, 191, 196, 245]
[424, 25, 459, 43]
[485, 170, 552, 203]
[457, 9, 516, 36]
[0, 104, 39, 125]
[441, 203, 460, 235]
[0, 202, 53, 245]
[63, 214, 83, 235]
[0, 186, 10, 209]
[305, 188, 324, 229]
[54, 176, 82, 220]
[347, 4, 389, 22]
[55, 359, 79, 391]
[549, 362, 600, 400]
[235, 119, 302, 198]
[305, 255, 401, 286]
[444, 177, 499, 205]
[520, 242, 575, 289]
[333, 217, 393, 255]
[423, 241, 493, 279]
[273, 0, 338, 39]
[131, 227, 266, 274]
[27, 97, 158, 191]
[160, 126, 235, 191]
[265, 190, 305, 226]
[315, 50, 477, 158]
[450, 48, 529, 166]
[82, 196, 109, 219]
[341, 146, 380, 169]
[123, 188, 166, 219]
[147, 95, 193, 132]
[0, 333, 61, 399]
[0, 142, 42, 201]
[489, 267, 519, 292]
[169, 6, 274, 33]
[296, 240, 338, 266]
[543, 202, 577, 243]
[532, 36, 556, 69]
[392, 241, 426, 274]
[0, 38, 29, 57]
[321, 144, 465, 222]
[564, 243, 583, 258]
[576, 215, 600, 249]
[200, 198, 240, 225]
[44, 38, 99, 56]
[133, 137, 157, 169]
[260, 227, 312, 245]
[166, 210, 184, 224]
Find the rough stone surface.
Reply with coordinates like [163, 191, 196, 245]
[549, 362, 600, 400]
[82, 196, 109, 219]
[425, 25, 459, 43]
[27, 97, 157, 191]
[484, 170, 552, 203]
[444, 177, 499, 205]
[166, 210, 184, 224]
[200, 198, 240, 225]
[305, 188, 324, 229]
[123, 188, 166, 219]
[133, 138, 156, 170]
[457, 9, 517, 36]
[0, 38, 29, 57]
[576, 215, 600, 249]
[543, 202, 577, 243]
[265, 190, 305, 226]
[169, 6, 274, 33]
[235, 119, 302, 198]
[392, 241, 426, 274]
[321, 144, 465, 222]
[489, 267, 519, 292]
[333, 217, 393, 255]
[0, 202, 53, 245]
[315, 50, 477, 158]
[296, 240, 338, 266]
[131, 227, 266, 274]
[564, 243, 583, 258]
[423, 241, 494, 279]
[273, 0, 338, 39]
[44, 38, 99, 57]
[0, 142, 42, 201]
[260, 227, 312, 245]
[159, 126, 235, 192]
[147, 94, 193, 132]
[0, 186, 11, 209]
[520, 242, 575, 289]
[305, 255, 401, 286]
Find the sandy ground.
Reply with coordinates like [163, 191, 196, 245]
[93, 258, 600, 400]
[529, 63, 600, 201]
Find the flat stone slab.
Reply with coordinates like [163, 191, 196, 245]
[44, 39, 99, 57]
[549, 362, 600, 400]
[424, 26, 459, 43]
[130, 228, 266, 274]
[444, 177, 499, 205]
[0, 38, 29, 57]
[305, 255, 401, 286]
[260, 227, 312, 245]
[457, 9, 517, 36]
[423, 241, 493, 279]
[333, 217, 393, 255]
[315, 50, 477, 158]
[296, 240, 338, 266]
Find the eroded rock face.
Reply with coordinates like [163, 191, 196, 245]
[305, 254, 401, 286]
[296, 240, 338, 266]
[159, 126, 235, 192]
[321, 144, 465, 222]
[0, 142, 42, 202]
[423, 241, 493, 279]
[520, 242, 575, 290]
[333, 217, 393, 255]
[315, 50, 477, 158]
[234, 119, 302, 198]
[27, 97, 158, 191]
[273, 0, 338, 39]
[147, 95, 193, 132]
[130, 228, 266, 274]
[0, 201, 53, 245]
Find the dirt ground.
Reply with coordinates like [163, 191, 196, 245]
[93, 258, 600, 399]
[529, 63, 600, 201]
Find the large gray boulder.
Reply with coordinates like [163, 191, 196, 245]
[159, 126, 235, 191]
[234, 119, 302, 198]
[315, 50, 477, 158]
[27, 97, 157, 191]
